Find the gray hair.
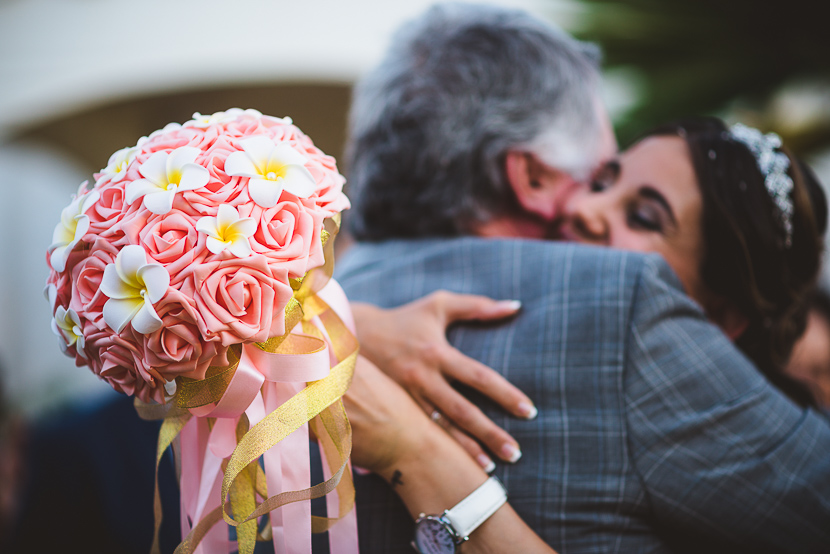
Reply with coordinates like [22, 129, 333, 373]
[346, 2, 604, 240]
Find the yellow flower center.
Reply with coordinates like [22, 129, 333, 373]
[215, 222, 239, 244]
[264, 162, 286, 181]
[166, 169, 183, 188]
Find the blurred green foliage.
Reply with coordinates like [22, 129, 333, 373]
[569, 0, 830, 152]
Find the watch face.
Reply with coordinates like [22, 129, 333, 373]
[414, 516, 457, 554]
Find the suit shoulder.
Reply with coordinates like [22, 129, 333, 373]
[339, 237, 663, 280]
[337, 238, 672, 311]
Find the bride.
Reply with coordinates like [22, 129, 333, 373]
[343, 117, 828, 553]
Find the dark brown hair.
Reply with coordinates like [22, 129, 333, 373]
[644, 117, 827, 407]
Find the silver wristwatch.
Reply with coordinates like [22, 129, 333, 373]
[411, 476, 508, 554]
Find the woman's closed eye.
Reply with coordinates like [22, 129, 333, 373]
[627, 201, 664, 232]
[628, 186, 677, 234]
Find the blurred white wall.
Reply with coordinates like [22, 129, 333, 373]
[0, 0, 577, 139]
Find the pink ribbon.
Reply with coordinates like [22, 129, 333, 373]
[176, 278, 359, 554]
[264, 381, 312, 554]
[180, 417, 230, 554]
[188, 349, 266, 420]
[246, 336, 331, 382]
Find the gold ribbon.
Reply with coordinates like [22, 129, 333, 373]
[134, 396, 173, 421]
[219, 344, 357, 526]
[146, 214, 356, 554]
[172, 399, 355, 554]
[248, 405, 354, 534]
[175, 333, 357, 553]
[150, 405, 192, 554]
[176, 344, 241, 409]
[309, 399, 356, 532]
[255, 298, 306, 352]
[230, 414, 258, 554]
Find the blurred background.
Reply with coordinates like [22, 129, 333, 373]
[1, 0, 828, 433]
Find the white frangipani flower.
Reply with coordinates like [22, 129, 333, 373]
[100, 245, 170, 334]
[44, 283, 58, 311]
[187, 108, 262, 128]
[262, 114, 292, 125]
[189, 110, 237, 128]
[98, 145, 139, 183]
[224, 136, 316, 207]
[196, 204, 257, 257]
[51, 306, 87, 358]
[125, 147, 210, 214]
[48, 187, 100, 273]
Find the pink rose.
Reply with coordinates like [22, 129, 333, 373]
[85, 326, 164, 404]
[86, 168, 140, 235]
[224, 116, 274, 138]
[191, 256, 293, 345]
[46, 256, 73, 310]
[139, 290, 226, 381]
[178, 139, 248, 216]
[140, 125, 219, 157]
[138, 212, 207, 282]
[306, 168, 350, 219]
[292, 135, 350, 219]
[249, 200, 323, 279]
[86, 181, 128, 236]
[69, 237, 119, 330]
[112, 204, 151, 246]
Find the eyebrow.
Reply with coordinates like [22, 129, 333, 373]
[638, 186, 678, 227]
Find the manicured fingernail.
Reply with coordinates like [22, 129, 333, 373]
[477, 454, 496, 474]
[498, 300, 522, 311]
[518, 402, 537, 420]
[501, 443, 522, 463]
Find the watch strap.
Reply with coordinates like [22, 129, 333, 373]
[444, 476, 507, 540]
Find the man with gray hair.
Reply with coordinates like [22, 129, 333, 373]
[347, 2, 615, 241]
[337, 3, 830, 553]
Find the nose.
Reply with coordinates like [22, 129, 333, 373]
[562, 189, 610, 244]
[551, 174, 583, 218]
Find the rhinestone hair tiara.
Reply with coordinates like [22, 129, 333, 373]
[729, 123, 794, 247]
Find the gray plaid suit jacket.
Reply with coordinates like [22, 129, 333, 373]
[335, 237, 830, 554]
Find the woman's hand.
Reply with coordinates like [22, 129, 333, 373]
[351, 291, 537, 469]
[345, 355, 434, 474]
[344, 356, 557, 554]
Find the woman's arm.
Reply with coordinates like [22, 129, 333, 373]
[345, 355, 556, 554]
[351, 291, 537, 468]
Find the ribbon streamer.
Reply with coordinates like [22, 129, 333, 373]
[144, 215, 358, 554]
[151, 405, 192, 554]
[174, 339, 356, 553]
[230, 415, 258, 554]
[221, 347, 357, 526]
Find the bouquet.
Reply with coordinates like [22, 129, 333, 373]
[45, 108, 358, 554]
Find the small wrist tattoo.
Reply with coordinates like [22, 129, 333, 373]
[391, 469, 404, 488]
